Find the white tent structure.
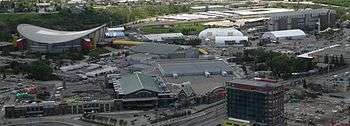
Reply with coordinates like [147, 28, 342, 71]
[262, 29, 306, 41]
[198, 28, 244, 40]
[215, 36, 248, 47]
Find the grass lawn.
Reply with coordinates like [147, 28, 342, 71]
[142, 22, 206, 35]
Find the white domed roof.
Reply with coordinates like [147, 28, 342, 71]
[198, 27, 243, 40]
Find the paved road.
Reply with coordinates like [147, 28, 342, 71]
[194, 113, 225, 126]
[8, 121, 76, 126]
[181, 103, 226, 126]
[155, 101, 226, 126]
[1, 110, 155, 126]
[1, 114, 100, 126]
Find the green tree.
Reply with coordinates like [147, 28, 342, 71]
[268, 55, 292, 78]
[0, 4, 191, 41]
[0, 68, 6, 79]
[324, 54, 329, 64]
[340, 54, 345, 65]
[27, 60, 53, 81]
[186, 38, 201, 46]
[241, 64, 247, 75]
[330, 55, 335, 64]
[119, 120, 124, 126]
[334, 56, 340, 66]
[241, 48, 315, 79]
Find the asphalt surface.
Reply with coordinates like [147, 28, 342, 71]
[155, 101, 226, 126]
[10, 122, 74, 126]
[182, 104, 226, 126]
[1, 114, 100, 126]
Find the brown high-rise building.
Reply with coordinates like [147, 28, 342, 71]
[226, 80, 286, 126]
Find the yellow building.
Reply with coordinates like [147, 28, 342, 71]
[224, 118, 251, 126]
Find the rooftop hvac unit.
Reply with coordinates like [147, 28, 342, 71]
[160, 82, 166, 87]
[157, 78, 166, 87]
[221, 71, 228, 76]
[205, 71, 210, 78]
[115, 88, 122, 93]
[173, 73, 178, 78]
[159, 83, 167, 91]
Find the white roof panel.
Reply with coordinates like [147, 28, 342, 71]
[215, 36, 248, 42]
[17, 24, 105, 44]
[144, 33, 183, 41]
[198, 28, 243, 40]
[107, 27, 125, 31]
[267, 29, 306, 38]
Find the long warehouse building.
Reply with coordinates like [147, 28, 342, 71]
[16, 24, 106, 53]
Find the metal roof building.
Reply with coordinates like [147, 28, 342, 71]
[228, 79, 282, 88]
[131, 43, 181, 55]
[158, 59, 245, 98]
[126, 53, 159, 65]
[143, 33, 183, 42]
[17, 24, 106, 53]
[107, 27, 124, 31]
[158, 59, 235, 77]
[198, 28, 243, 40]
[85, 66, 118, 77]
[105, 32, 125, 38]
[113, 72, 174, 109]
[60, 63, 89, 72]
[115, 73, 164, 95]
[214, 36, 249, 47]
[262, 29, 306, 40]
[105, 27, 125, 38]
[130, 43, 199, 59]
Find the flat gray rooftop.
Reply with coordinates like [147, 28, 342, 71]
[165, 75, 235, 95]
[270, 8, 333, 17]
[158, 59, 234, 76]
[130, 43, 183, 55]
[227, 79, 281, 88]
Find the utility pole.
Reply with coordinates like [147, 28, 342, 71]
[348, 105, 350, 124]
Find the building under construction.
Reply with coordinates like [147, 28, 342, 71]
[268, 9, 336, 33]
[225, 80, 286, 126]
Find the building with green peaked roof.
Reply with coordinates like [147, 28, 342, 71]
[114, 72, 174, 109]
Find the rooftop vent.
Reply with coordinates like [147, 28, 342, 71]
[222, 71, 228, 76]
[173, 73, 178, 78]
[205, 71, 210, 78]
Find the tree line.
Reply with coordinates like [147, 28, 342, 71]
[236, 48, 315, 79]
[0, 60, 55, 81]
[0, 4, 190, 41]
[312, 0, 350, 7]
[142, 22, 205, 35]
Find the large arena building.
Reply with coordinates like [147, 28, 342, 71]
[16, 24, 106, 53]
